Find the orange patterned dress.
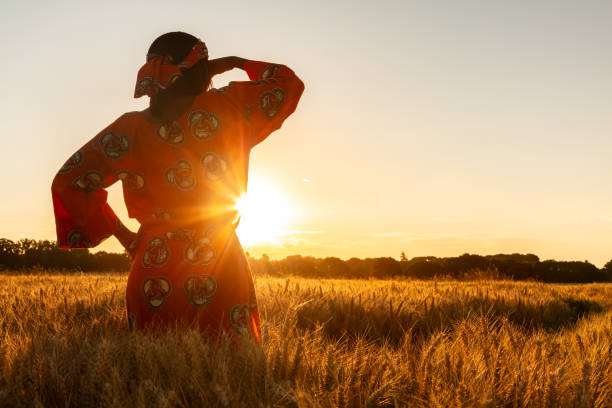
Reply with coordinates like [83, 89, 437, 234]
[51, 60, 304, 342]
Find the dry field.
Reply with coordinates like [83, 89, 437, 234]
[0, 272, 610, 407]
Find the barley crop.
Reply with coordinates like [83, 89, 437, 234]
[0, 271, 610, 407]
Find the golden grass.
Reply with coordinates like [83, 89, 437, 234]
[0, 272, 610, 407]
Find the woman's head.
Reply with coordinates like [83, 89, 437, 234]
[147, 31, 212, 96]
[138, 32, 212, 121]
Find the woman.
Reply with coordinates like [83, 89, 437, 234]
[51, 32, 305, 343]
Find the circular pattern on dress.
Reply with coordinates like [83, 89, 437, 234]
[260, 64, 283, 80]
[141, 275, 172, 311]
[142, 237, 170, 268]
[72, 170, 105, 192]
[258, 87, 286, 119]
[135, 77, 159, 97]
[58, 151, 84, 174]
[164, 159, 195, 190]
[230, 304, 250, 336]
[66, 230, 92, 247]
[188, 110, 219, 141]
[99, 132, 130, 160]
[156, 121, 185, 145]
[164, 228, 194, 242]
[183, 238, 216, 265]
[152, 208, 173, 220]
[183, 274, 217, 308]
[117, 170, 145, 193]
[200, 152, 228, 182]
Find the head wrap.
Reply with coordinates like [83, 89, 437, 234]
[134, 41, 209, 98]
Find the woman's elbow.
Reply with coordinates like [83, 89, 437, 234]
[51, 171, 72, 200]
[51, 173, 64, 195]
[295, 75, 305, 94]
[291, 75, 305, 102]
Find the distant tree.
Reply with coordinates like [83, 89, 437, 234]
[602, 259, 612, 281]
[486, 253, 539, 264]
[505, 262, 535, 280]
[321, 257, 350, 278]
[280, 255, 316, 277]
[0, 239, 19, 268]
[399, 252, 409, 275]
[409, 256, 439, 263]
[442, 254, 490, 277]
[535, 260, 606, 283]
[406, 260, 444, 279]
[346, 257, 369, 278]
[373, 257, 401, 278]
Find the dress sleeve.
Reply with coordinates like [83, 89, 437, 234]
[51, 118, 131, 248]
[220, 59, 305, 148]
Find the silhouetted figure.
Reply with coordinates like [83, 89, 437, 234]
[51, 32, 304, 342]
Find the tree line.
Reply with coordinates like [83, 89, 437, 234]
[1, 238, 611, 282]
[0, 239, 131, 272]
[247, 252, 612, 283]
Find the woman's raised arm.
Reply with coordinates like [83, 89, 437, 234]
[211, 57, 305, 148]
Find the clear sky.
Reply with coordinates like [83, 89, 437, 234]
[1, 0, 611, 266]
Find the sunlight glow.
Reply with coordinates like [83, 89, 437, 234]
[234, 174, 294, 246]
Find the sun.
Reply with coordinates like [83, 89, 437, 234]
[234, 174, 294, 246]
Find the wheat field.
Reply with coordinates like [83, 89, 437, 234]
[0, 271, 610, 407]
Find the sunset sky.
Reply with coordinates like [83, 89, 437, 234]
[1, 1, 611, 266]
